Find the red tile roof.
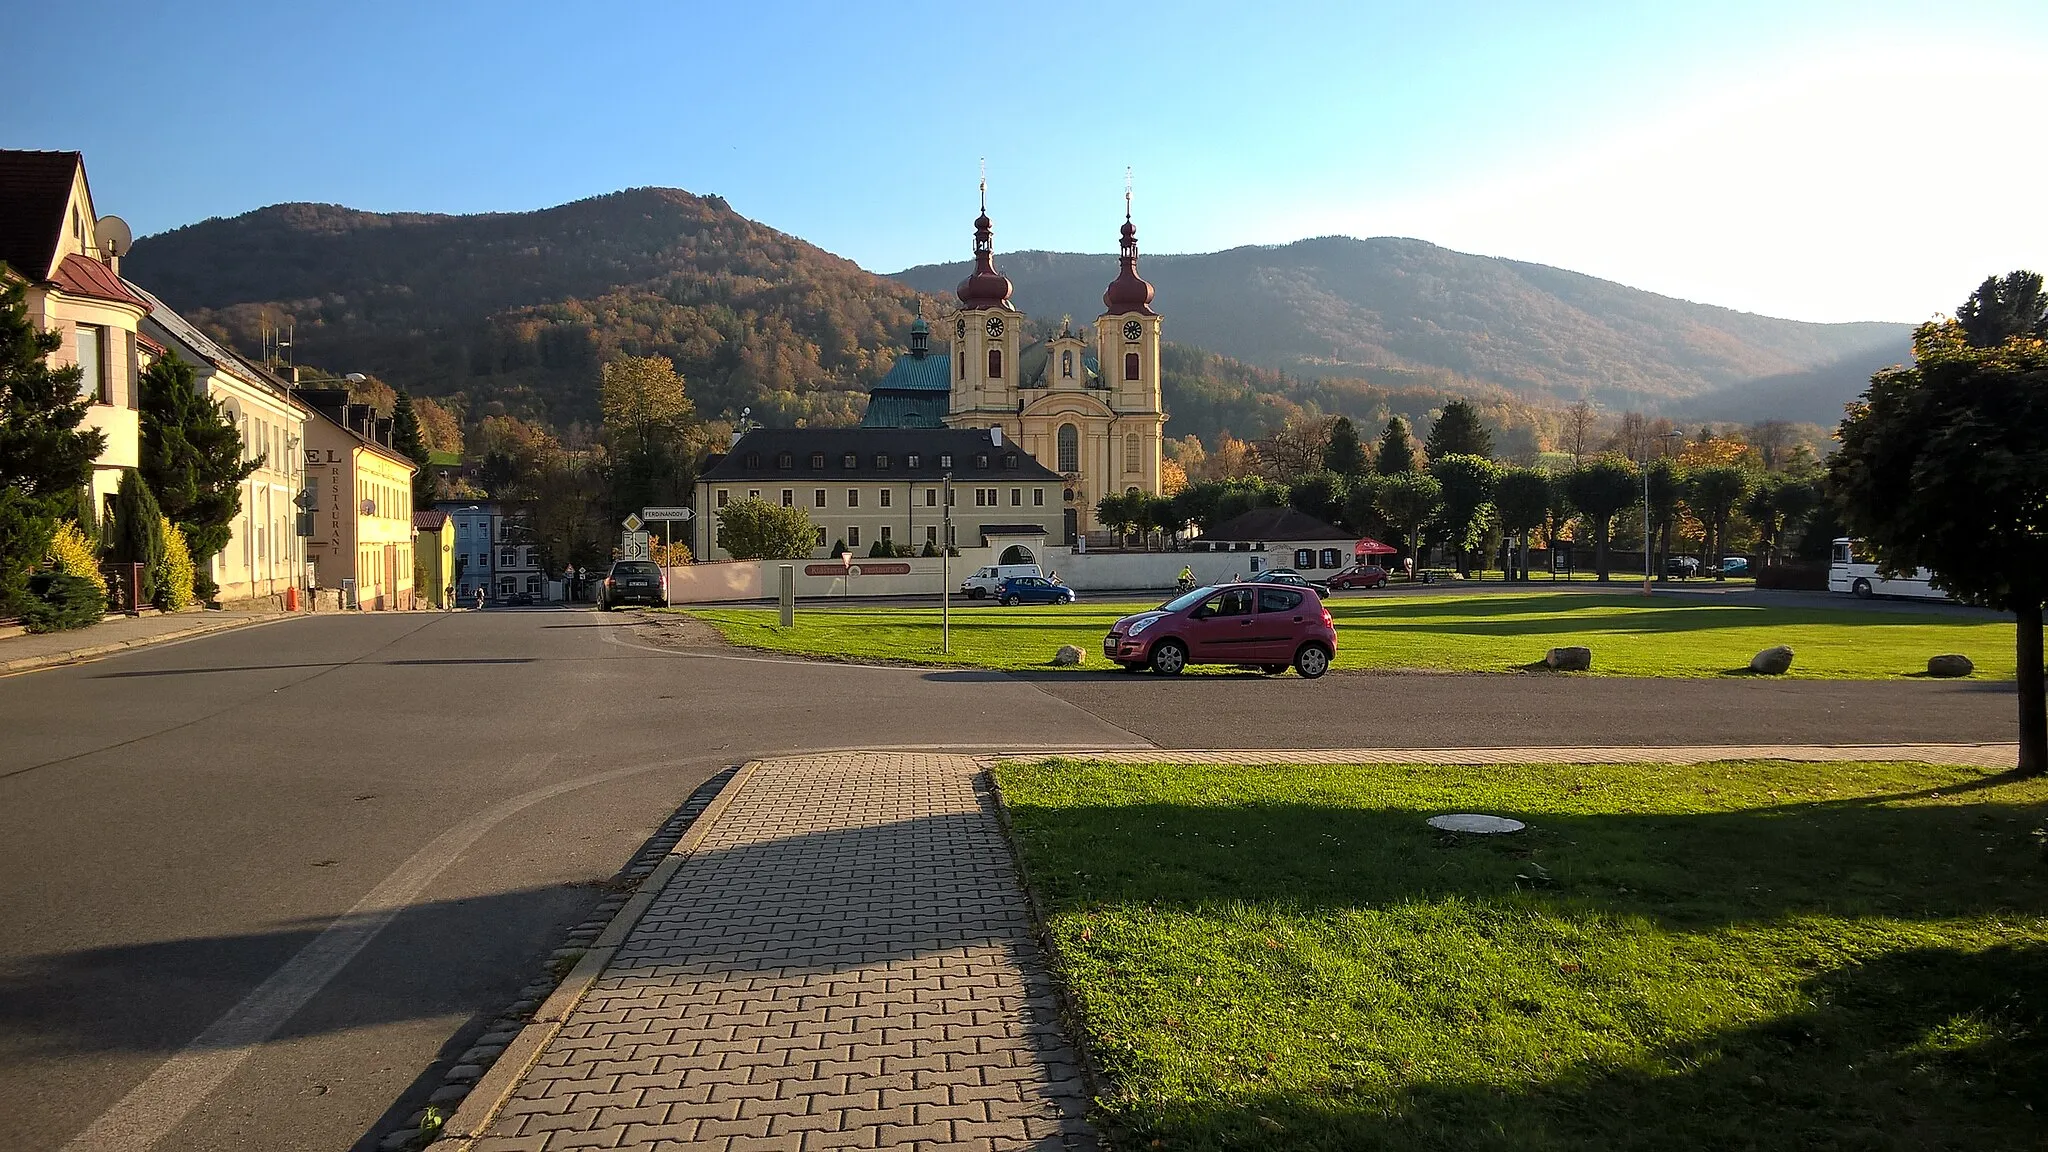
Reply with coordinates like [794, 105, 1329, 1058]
[51, 253, 146, 310]
[0, 150, 81, 280]
[412, 510, 450, 531]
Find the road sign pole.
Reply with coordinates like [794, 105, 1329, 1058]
[941, 473, 952, 655]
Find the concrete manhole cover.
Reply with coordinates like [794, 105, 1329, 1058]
[1427, 813, 1526, 834]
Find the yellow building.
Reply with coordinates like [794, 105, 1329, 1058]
[0, 150, 145, 521]
[411, 510, 455, 608]
[129, 282, 313, 605]
[300, 389, 417, 609]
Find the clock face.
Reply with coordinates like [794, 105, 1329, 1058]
[985, 316, 1006, 339]
[955, 318, 966, 340]
[1123, 319, 1143, 342]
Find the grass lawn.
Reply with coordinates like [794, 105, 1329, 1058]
[679, 590, 2013, 679]
[994, 758, 2048, 1150]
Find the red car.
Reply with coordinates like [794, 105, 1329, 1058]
[1104, 583, 1337, 678]
[1326, 563, 1391, 590]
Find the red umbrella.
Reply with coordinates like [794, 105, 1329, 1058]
[1354, 537, 1398, 556]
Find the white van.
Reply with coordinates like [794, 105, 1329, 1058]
[1828, 538, 1950, 601]
[960, 563, 1041, 599]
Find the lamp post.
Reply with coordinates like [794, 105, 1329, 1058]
[941, 472, 953, 654]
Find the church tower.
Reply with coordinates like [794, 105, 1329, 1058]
[1093, 191, 1165, 500]
[947, 185, 1020, 424]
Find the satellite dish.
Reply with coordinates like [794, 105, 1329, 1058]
[95, 216, 133, 258]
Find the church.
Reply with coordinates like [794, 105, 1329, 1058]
[861, 194, 1168, 543]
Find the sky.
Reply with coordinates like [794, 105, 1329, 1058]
[7, 0, 2046, 324]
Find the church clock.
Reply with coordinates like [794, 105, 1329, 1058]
[1122, 319, 1142, 342]
[985, 316, 1006, 339]
[955, 318, 966, 341]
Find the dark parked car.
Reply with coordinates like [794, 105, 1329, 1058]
[1249, 568, 1332, 596]
[1326, 563, 1390, 590]
[997, 576, 1076, 606]
[507, 590, 536, 606]
[597, 560, 668, 609]
[1665, 556, 1701, 578]
[1104, 583, 1337, 678]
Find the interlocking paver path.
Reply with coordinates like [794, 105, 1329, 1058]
[472, 752, 1093, 1151]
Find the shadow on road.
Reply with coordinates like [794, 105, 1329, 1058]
[89, 658, 536, 679]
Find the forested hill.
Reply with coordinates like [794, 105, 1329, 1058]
[892, 237, 1912, 423]
[125, 188, 927, 428]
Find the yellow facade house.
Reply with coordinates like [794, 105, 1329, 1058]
[128, 282, 313, 605]
[300, 388, 417, 609]
[0, 150, 145, 521]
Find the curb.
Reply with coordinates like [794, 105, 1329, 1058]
[429, 758, 766, 1149]
[0, 611, 301, 676]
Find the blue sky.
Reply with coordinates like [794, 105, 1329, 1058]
[8, 0, 2045, 323]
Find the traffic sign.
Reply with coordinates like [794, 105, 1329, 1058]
[620, 530, 651, 560]
[642, 506, 693, 522]
[622, 513, 644, 532]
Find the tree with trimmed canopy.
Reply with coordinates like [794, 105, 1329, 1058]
[1562, 458, 1639, 582]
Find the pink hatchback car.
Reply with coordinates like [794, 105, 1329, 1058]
[1104, 583, 1338, 678]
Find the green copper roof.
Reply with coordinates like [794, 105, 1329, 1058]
[875, 350, 952, 391]
[861, 393, 948, 428]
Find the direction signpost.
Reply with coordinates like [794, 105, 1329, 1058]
[641, 507, 693, 566]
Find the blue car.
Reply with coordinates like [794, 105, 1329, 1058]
[1720, 556, 1750, 576]
[997, 576, 1077, 606]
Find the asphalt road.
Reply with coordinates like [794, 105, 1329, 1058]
[0, 605, 2017, 1151]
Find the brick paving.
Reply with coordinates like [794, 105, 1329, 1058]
[470, 753, 1093, 1152]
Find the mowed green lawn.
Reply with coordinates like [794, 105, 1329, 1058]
[995, 758, 2048, 1151]
[680, 590, 2013, 679]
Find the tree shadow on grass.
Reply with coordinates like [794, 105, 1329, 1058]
[1119, 942, 2048, 1151]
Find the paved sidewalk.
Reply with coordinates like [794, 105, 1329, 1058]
[461, 753, 1093, 1152]
[0, 606, 299, 675]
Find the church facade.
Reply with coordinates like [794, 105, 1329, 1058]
[863, 199, 1167, 543]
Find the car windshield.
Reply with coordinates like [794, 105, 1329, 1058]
[1159, 585, 1218, 612]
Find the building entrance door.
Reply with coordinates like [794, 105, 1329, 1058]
[384, 544, 399, 611]
[1063, 508, 1078, 546]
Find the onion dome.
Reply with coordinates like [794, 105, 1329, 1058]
[955, 207, 1014, 311]
[1102, 217, 1155, 315]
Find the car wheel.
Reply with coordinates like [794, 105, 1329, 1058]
[1150, 639, 1188, 676]
[1001, 595, 1017, 607]
[1294, 643, 1331, 679]
[968, 588, 985, 600]
[1852, 578, 1873, 599]
[1260, 664, 1287, 675]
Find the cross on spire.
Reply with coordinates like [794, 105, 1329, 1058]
[979, 158, 987, 214]
[1125, 166, 1133, 222]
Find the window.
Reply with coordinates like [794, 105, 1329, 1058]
[880, 526, 893, 544]
[875, 454, 889, 469]
[781, 489, 794, 507]
[1296, 549, 1316, 569]
[880, 488, 892, 508]
[1258, 588, 1304, 613]
[975, 454, 989, 468]
[985, 488, 998, 506]
[1125, 433, 1141, 474]
[1033, 488, 1045, 506]
[1011, 488, 1021, 506]
[938, 454, 953, 469]
[75, 326, 105, 403]
[815, 527, 827, 547]
[847, 489, 859, 508]
[1321, 548, 1343, 569]
[907, 454, 921, 468]
[501, 548, 515, 567]
[815, 489, 827, 508]
[926, 488, 937, 507]
[848, 526, 861, 547]
[946, 487, 956, 506]
[811, 454, 825, 469]
[1124, 352, 1140, 381]
[1003, 453, 1017, 469]
[926, 525, 939, 545]
[1061, 349, 1074, 378]
[974, 489, 987, 508]
[716, 489, 730, 508]
[778, 452, 794, 469]
[843, 454, 858, 468]
[1057, 424, 1079, 473]
[745, 452, 761, 468]
[958, 354, 966, 381]
[988, 348, 1003, 378]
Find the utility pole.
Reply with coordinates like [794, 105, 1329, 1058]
[941, 472, 952, 654]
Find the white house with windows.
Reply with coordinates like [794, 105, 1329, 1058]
[130, 282, 311, 604]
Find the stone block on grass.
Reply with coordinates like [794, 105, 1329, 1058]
[1052, 645, 1085, 667]
[1749, 645, 1795, 675]
[1544, 646, 1591, 671]
[1927, 654, 1974, 678]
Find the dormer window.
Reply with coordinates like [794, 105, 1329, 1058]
[907, 454, 921, 468]
[975, 454, 990, 469]
[778, 452, 794, 469]
[939, 454, 953, 469]
[745, 452, 762, 468]
[811, 454, 825, 469]
[1003, 453, 1018, 469]
[875, 454, 889, 469]
[843, 453, 858, 468]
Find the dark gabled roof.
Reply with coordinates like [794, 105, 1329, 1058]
[412, 510, 451, 530]
[700, 427, 1062, 483]
[1207, 506, 1352, 543]
[976, 523, 1048, 536]
[0, 150, 80, 280]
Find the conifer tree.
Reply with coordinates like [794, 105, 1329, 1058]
[1424, 398, 1495, 459]
[1375, 417, 1418, 475]
[1322, 416, 1370, 476]
[392, 391, 432, 507]
[0, 280, 106, 614]
[140, 351, 257, 599]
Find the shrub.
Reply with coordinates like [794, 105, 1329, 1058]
[154, 517, 195, 611]
[921, 540, 939, 558]
[21, 571, 105, 633]
[46, 520, 106, 598]
[110, 469, 166, 604]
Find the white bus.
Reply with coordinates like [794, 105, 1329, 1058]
[1828, 538, 1950, 601]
